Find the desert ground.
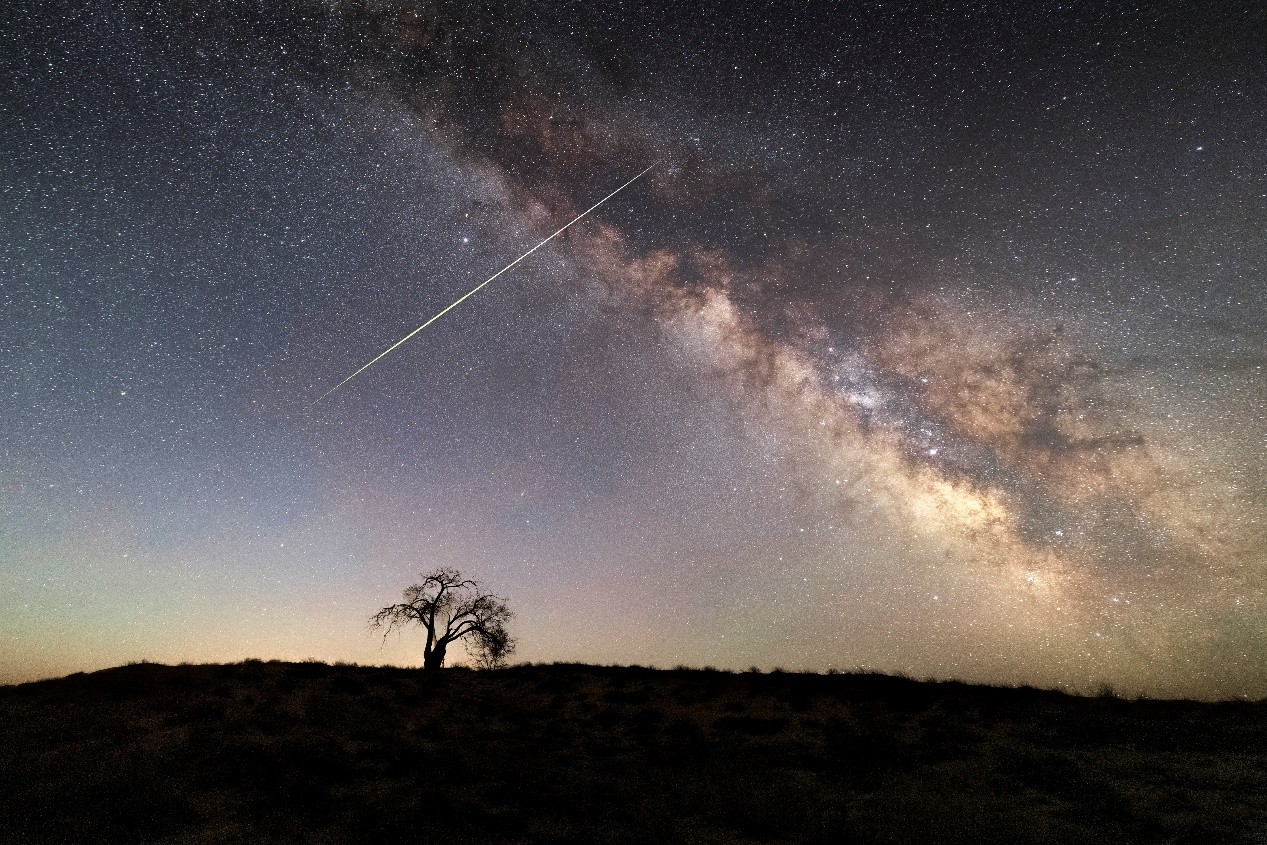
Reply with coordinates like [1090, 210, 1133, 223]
[2, 661, 1265, 844]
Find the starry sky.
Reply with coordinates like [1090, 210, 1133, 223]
[2, 0, 1264, 697]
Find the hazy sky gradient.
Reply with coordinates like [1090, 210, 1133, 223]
[3, 0, 1265, 697]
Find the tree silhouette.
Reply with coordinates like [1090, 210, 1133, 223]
[371, 567, 515, 670]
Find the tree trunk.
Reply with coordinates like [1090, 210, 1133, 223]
[423, 641, 447, 671]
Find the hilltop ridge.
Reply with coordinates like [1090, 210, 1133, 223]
[2, 660, 1264, 844]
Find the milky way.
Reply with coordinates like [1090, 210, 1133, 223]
[2, 1, 1264, 697]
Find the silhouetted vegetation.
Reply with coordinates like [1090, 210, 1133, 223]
[2, 661, 1265, 844]
[371, 568, 515, 670]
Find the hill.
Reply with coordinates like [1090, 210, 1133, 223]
[1, 661, 1264, 844]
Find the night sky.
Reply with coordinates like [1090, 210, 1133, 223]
[3, 1, 1264, 698]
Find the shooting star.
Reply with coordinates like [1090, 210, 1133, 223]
[311, 163, 658, 407]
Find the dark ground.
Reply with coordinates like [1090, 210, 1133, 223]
[1, 661, 1265, 844]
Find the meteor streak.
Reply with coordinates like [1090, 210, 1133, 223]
[311, 163, 658, 406]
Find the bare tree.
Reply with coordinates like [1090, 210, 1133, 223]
[371, 567, 515, 671]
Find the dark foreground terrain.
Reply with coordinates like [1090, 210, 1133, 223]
[2, 662, 1265, 844]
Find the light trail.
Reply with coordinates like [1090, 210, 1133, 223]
[311, 162, 658, 407]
